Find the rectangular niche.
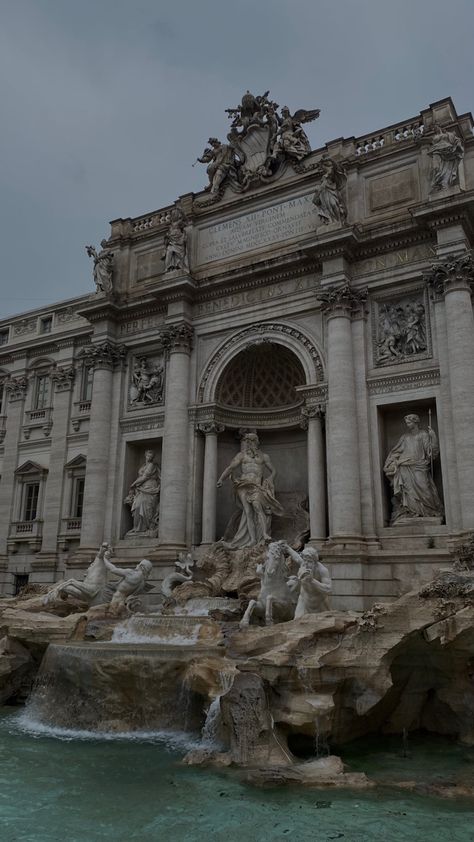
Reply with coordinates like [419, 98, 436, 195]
[215, 428, 309, 543]
[122, 439, 162, 538]
[377, 400, 444, 527]
[372, 286, 432, 368]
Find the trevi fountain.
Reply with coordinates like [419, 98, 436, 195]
[1, 91, 474, 840]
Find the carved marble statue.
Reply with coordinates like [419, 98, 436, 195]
[85, 240, 114, 295]
[130, 357, 164, 405]
[161, 552, 194, 598]
[239, 541, 295, 627]
[275, 106, 319, 161]
[196, 91, 319, 198]
[163, 207, 189, 273]
[312, 155, 347, 225]
[124, 450, 160, 536]
[377, 298, 427, 363]
[429, 124, 464, 191]
[103, 557, 153, 614]
[43, 542, 112, 608]
[384, 414, 444, 524]
[197, 137, 239, 194]
[217, 432, 284, 548]
[283, 544, 332, 616]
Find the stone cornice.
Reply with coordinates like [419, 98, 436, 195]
[367, 367, 440, 395]
[189, 402, 304, 430]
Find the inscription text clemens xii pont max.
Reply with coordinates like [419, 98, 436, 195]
[197, 194, 318, 264]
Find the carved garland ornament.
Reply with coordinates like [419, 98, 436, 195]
[198, 323, 324, 403]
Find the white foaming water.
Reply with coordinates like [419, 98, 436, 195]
[8, 711, 203, 751]
[200, 670, 235, 748]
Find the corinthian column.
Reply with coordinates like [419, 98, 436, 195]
[301, 406, 326, 541]
[79, 342, 126, 549]
[318, 284, 367, 542]
[198, 422, 225, 545]
[427, 252, 474, 529]
[159, 323, 193, 549]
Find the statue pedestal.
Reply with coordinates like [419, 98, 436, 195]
[391, 516, 443, 527]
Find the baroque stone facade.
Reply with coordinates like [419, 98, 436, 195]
[0, 95, 473, 610]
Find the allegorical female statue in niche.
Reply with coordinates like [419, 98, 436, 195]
[383, 414, 443, 525]
[124, 450, 161, 537]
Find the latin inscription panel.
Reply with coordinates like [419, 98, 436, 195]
[196, 193, 318, 264]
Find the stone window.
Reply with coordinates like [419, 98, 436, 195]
[23, 482, 40, 521]
[81, 365, 94, 402]
[71, 476, 85, 519]
[0, 329, 9, 346]
[14, 573, 29, 595]
[34, 374, 50, 410]
[216, 344, 305, 409]
[39, 316, 52, 334]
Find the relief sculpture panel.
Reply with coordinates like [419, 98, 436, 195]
[372, 289, 431, 367]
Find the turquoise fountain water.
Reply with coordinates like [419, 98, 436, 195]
[1, 708, 473, 842]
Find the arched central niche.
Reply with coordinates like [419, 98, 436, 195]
[216, 343, 305, 410]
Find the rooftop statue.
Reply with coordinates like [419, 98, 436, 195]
[429, 124, 464, 192]
[163, 206, 190, 273]
[312, 154, 347, 226]
[217, 432, 284, 548]
[85, 240, 114, 295]
[196, 90, 319, 199]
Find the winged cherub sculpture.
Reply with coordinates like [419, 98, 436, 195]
[275, 106, 320, 161]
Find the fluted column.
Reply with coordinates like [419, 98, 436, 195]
[318, 284, 367, 541]
[79, 343, 126, 549]
[301, 406, 326, 541]
[159, 324, 193, 548]
[427, 253, 474, 529]
[38, 365, 75, 558]
[198, 422, 224, 544]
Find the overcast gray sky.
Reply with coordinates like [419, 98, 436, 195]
[1, 0, 473, 317]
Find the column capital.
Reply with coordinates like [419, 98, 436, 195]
[50, 364, 75, 392]
[197, 422, 225, 435]
[80, 341, 127, 371]
[425, 250, 474, 300]
[317, 283, 368, 318]
[300, 404, 325, 429]
[4, 375, 28, 402]
[162, 322, 194, 355]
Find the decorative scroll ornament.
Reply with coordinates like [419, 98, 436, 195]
[80, 342, 127, 370]
[195, 90, 319, 201]
[5, 375, 28, 401]
[424, 251, 474, 299]
[197, 422, 225, 435]
[316, 283, 368, 314]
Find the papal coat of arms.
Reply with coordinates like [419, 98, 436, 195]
[195, 90, 319, 200]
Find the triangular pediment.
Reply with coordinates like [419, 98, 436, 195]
[65, 454, 87, 469]
[14, 460, 48, 476]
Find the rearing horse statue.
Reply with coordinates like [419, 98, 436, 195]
[239, 540, 296, 628]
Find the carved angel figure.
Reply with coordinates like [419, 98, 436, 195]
[312, 154, 347, 225]
[429, 124, 464, 191]
[275, 106, 320, 161]
[85, 240, 114, 295]
[163, 207, 189, 273]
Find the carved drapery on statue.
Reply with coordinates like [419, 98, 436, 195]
[85, 240, 114, 295]
[217, 432, 284, 548]
[428, 124, 464, 192]
[383, 413, 443, 525]
[312, 154, 347, 226]
[163, 206, 189, 273]
[196, 90, 319, 201]
[124, 450, 161, 537]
